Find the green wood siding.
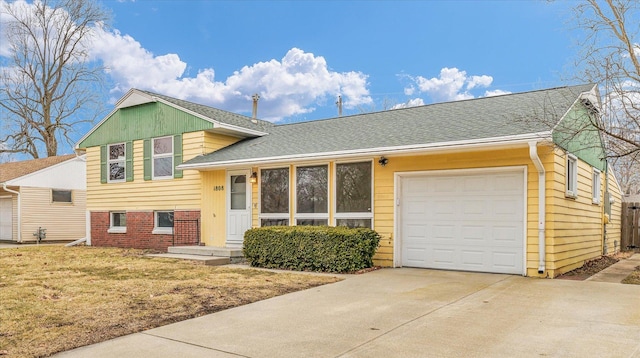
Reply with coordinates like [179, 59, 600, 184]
[552, 105, 606, 172]
[78, 102, 216, 148]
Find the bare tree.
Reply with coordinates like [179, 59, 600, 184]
[0, 0, 109, 159]
[572, 0, 640, 163]
[610, 155, 640, 194]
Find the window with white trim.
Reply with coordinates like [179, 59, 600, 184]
[153, 211, 174, 234]
[108, 212, 127, 233]
[51, 189, 72, 203]
[260, 167, 290, 227]
[152, 136, 173, 179]
[566, 154, 578, 198]
[335, 161, 373, 228]
[592, 168, 601, 204]
[108, 143, 126, 183]
[295, 165, 328, 226]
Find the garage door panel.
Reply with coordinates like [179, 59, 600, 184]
[433, 249, 455, 265]
[401, 169, 524, 275]
[461, 250, 485, 267]
[462, 176, 488, 193]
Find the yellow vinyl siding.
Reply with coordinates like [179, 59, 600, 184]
[605, 169, 623, 253]
[545, 148, 605, 276]
[19, 187, 86, 242]
[373, 146, 544, 269]
[86, 131, 239, 211]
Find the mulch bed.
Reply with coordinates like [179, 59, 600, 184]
[556, 255, 621, 280]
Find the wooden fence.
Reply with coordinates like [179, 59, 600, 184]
[622, 201, 640, 250]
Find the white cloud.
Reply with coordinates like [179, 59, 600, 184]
[0, 2, 371, 122]
[91, 26, 371, 121]
[392, 98, 425, 109]
[467, 75, 493, 90]
[404, 67, 506, 103]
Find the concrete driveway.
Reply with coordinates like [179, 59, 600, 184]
[56, 268, 640, 358]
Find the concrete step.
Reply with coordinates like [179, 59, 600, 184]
[147, 253, 230, 266]
[167, 246, 244, 263]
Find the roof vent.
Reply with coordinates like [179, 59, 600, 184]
[251, 94, 260, 123]
[336, 95, 343, 117]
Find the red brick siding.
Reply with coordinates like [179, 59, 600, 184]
[91, 210, 200, 251]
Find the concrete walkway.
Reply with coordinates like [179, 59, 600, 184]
[588, 253, 640, 283]
[55, 268, 640, 358]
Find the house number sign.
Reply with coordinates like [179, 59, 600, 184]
[213, 185, 224, 191]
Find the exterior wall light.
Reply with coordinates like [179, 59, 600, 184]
[250, 172, 258, 184]
[378, 156, 389, 167]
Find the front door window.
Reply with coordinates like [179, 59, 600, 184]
[230, 175, 247, 210]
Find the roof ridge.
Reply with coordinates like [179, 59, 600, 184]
[136, 89, 275, 127]
[272, 83, 595, 129]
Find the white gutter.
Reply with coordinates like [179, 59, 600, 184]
[2, 184, 21, 243]
[179, 131, 552, 170]
[528, 141, 546, 274]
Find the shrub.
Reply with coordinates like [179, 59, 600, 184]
[243, 226, 381, 273]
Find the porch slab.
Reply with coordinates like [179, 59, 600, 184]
[167, 246, 244, 263]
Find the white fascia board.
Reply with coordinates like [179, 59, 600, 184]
[552, 84, 599, 133]
[153, 98, 268, 137]
[177, 131, 553, 170]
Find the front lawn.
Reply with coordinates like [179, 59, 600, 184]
[0, 246, 341, 357]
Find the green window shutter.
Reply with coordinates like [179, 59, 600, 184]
[100, 145, 107, 184]
[143, 139, 151, 181]
[125, 141, 133, 182]
[174, 134, 183, 179]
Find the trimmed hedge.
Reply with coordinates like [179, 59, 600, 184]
[243, 226, 381, 273]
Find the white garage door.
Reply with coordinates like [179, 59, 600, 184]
[0, 198, 12, 241]
[400, 169, 525, 274]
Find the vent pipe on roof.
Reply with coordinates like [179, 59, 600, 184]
[336, 95, 343, 117]
[251, 94, 260, 123]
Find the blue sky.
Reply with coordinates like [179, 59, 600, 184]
[1, 0, 583, 154]
[102, 0, 576, 122]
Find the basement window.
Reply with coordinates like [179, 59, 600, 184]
[108, 212, 127, 233]
[153, 211, 174, 234]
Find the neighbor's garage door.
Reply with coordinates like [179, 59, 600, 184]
[400, 169, 524, 274]
[0, 197, 12, 241]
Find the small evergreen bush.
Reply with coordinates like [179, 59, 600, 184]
[243, 226, 380, 273]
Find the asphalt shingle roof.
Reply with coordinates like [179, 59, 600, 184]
[139, 90, 275, 133]
[0, 154, 77, 183]
[182, 84, 595, 166]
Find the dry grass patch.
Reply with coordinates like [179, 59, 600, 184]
[0, 246, 341, 357]
[622, 266, 640, 284]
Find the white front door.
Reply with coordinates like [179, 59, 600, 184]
[226, 170, 251, 247]
[0, 197, 13, 241]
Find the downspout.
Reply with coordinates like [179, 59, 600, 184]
[528, 141, 546, 274]
[2, 183, 21, 243]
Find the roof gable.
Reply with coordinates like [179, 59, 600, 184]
[0, 154, 77, 183]
[77, 89, 273, 149]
